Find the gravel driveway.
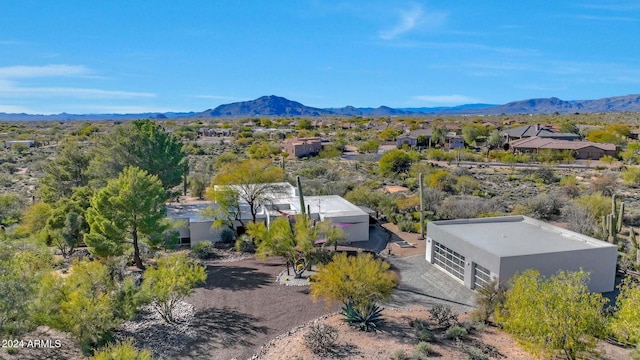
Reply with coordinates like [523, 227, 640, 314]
[182, 257, 338, 360]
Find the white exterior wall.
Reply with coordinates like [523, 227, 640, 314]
[426, 220, 617, 292]
[499, 248, 617, 293]
[189, 221, 222, 247]
[322, 214, 369, 243]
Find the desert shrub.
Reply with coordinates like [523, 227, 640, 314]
[414, 341, 432, 358]
[409, 318, 435, 342]
[220, 228, 234, 244]
[471, 278, 507, 324]
[397, 213, 416, 233]
[590, 174, 617, 196]
[303, 323, 338, 355]
[623, 166, 640, 186]
[429, 304, 458, 328]
[391, 349, 411, 360]
[436, 196, 501, 220]
[446, 325, 468, 340]
[417, 328, 436, 342]
[463, 346, 489, 360]
[563, 204, 597, 237]
[191, 241, 214, 259]
[512, 193, 562, 220]
[342, 300, 384, 332]
[234, 235, 255, 253]
[632, 343, 640, 360]
[91, 339, 153, 360]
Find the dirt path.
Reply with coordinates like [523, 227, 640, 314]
[182, 257, 339, 360]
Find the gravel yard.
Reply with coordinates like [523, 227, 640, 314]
[180, 257, 339, 360]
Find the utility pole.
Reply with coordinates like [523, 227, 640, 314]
[419, 173, 425, 240]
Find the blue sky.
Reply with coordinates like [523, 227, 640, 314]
[1, 1, 640, 114]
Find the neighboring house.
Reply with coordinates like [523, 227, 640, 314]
[5, 140, 35, 148]
[198, 128, 232, 137]
[281, 137, 323, 158]
[168, 182, 370, 247]
[426, 216, 617, 292]
[501, 124, 580, 142]
[445, 134, 465, 150]
[509, 136, 617, 160]
[395, 128, 432, 148]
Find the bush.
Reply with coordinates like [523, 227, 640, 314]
[191, 241, 214, 259]
[390, 349, 411, 360]
[417, 328, 436, 342]
[445, 325, 468, 340]
[303, 323, 338, 355]
[429, 304, 458, 328]
[234, 235, 255, 253]
[341, 300, 384, 332]
[91, 339, 153, 360]
[463, 346, 489, 360]
[414, 341, 432, 358]
[220, 228, 234, 244]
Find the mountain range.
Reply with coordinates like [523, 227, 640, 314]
[3, 94, 640, 121]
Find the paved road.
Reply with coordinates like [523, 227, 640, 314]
[385, 254, 476, 313]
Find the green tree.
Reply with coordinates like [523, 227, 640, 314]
[32, 259, 120, 353]
[0, 193, 24, 226]
[622, 166, 640, 186]
[378, 149, 418, 176]
[139, 252, 206, 323]
[496, 269, 607, 360]
[38, 141, 91, 203]
[310, 252, 397, 314]
[487, 130, 504, 149]
[0, 245, 51, 336]
[610, 276, 640, 345]
[461, 125, 480, 146]
[249, 215, 318, 278]
[210, 159, 286, 223]
[620, 143, 640, 164]
[359, 140, 380, 153]
[89, 119, 186, 192]
[316, 221, 346, 251]
[84, 167, 167, 269]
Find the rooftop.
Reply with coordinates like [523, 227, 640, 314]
[429, 215, 616, 257]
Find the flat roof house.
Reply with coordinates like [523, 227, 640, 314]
[426, 216, 617, 292]
[168, 183, 370, 247]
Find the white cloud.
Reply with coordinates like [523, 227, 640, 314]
[0, 104, 36, 113]
[0, 64, 91, 78]
[379, 5, 447, 40]
[412, 95, 480, 105]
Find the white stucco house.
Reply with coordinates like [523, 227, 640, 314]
[426, 215, 617, 293]
[167, 182, 370, 247]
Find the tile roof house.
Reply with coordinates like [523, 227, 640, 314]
[509, 136, 617, 159]
[501, 124, 581, 142]
[281, 137, 323, 158]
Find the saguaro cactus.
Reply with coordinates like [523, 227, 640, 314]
[297, 175, 306, 216]
[629, 227, 640, 265]
[601, 194, 624, 244]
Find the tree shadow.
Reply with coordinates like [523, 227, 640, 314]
[379, 317, 418, 345]
[392, 283, 475, 310]
[202, 265, 272, 291]
[331, 343, 362, 358]
[182, 306, 270, 358]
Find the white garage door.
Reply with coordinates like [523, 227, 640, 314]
[432, 241, 465, 282]
[474, 264, 491, 289]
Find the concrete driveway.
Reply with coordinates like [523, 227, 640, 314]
[386, 254, 476, 313]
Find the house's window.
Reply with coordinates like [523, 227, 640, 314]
[432, 241, 465, 282]
[474, 263, 491, 289]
